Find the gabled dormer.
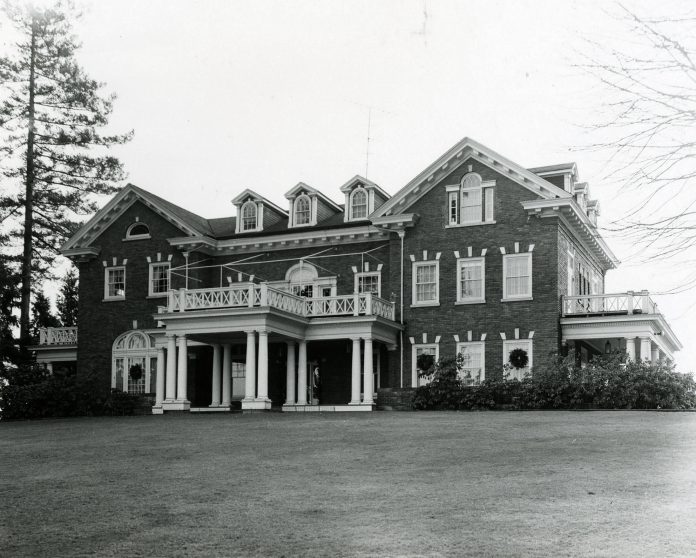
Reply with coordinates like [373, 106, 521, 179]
[339, 175, 391, 222]
[232, 189, 288, 234]
[574, 182, 589, 212]
[285, 182, 342, 228]
[528, 162, 578, 193]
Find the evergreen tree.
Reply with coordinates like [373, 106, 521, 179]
[30, 290, 60, 341]
[0, 236, 21, 370]
[0, 1, 132, 355]
[56, 267, 78, 326]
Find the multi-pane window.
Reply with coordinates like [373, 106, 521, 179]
[457, 258, 485, 303]
[503, 253, 532, 300]
[447, 173, 495, 225]
[294, 195, 311, 225]
[503, 339, 533, 380]
[356, 272, 380, 297]
[105, 266, 126, 300]
[241, 201, 257, 231]
[351, 189, 368, 220]
[414, 344, 438, 387]
[457, 342, 485, 384]
[412, 261, 439, 305]
[149, 262, 170, 296]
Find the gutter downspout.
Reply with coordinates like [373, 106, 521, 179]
[399, 230, 405, 388]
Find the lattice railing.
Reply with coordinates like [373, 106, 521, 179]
[169, 284, 252, 311]
[267, 288, 306, 315]
[38, 327, 78, 345]
[371, 296, 396, 320]
[562, 292, 658, 317]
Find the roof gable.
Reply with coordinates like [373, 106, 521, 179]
[284, 182, 342, 212]
[339, 175, 391, 200]
[231, 188, 288, 217]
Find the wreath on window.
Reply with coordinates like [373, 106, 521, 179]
[129, 363, 143, 381]
[508, 348, 529, 370]
[417, 353, 435, 373]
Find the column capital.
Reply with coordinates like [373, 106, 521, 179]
[244, 329, 256, 336]
[177, 333, 187, 341]
[166, 333, 177, 340]
[258, 328, 268, 336]
[211, 342, 221, 350]
[286, 339, 297, 347]
[350, 336, 362, 342]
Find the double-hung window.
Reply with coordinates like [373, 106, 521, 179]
[294, 195, 311, 226]
[457, 342, 485, 384]
[413, 343, 439, 387]
[447, 173, 495, 226]
[241, 201, 257, 231]
[412, 261, 439, 306]
[149, 262, 170, 297]
[105, 266, 126, 300]
[356, 272, 381, 297]
[350, 188, 368, 220]
[503, 339, 533, 380]
[456, 257, 485, 303]
[503, 253, 532, 300]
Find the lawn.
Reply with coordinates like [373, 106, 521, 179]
[2, 412, 696, 557]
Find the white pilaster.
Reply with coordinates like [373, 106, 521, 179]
[651, 346, 660, 364]
[222, 344, 232, 407]
[257, 329, 270, 402]
[176, 335, 189, 403]
[363, 337, 374, 405]
[165, 334, 176, 401]
[210, 344, 221, 407]
[625, 337, 636, 362]
[349, 337, 362, 404]
[244, 330, 256, 401]
[297, 340, 308, 405]
[285, 341, 296, 405]
[154, 347, 165, 410]
[640, 337, 651, 362]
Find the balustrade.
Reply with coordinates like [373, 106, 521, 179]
[38, 327, 78, 345]
[562, 291, 658, 317]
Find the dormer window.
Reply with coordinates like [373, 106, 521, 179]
[241, 201, 257, 231]
[446, 173, 495, 227]
[350, 188, 368, 220]
[125, 222, 150, 240]
[294, 195, 311, 226]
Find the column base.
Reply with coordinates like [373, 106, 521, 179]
[241, 399, 272, 411]
[162, 399, 191, 411]
[284, 403, 375, 412]
[152, 405, 164, 415]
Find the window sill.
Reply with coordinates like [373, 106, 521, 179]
[445, 221, 496, 229]
[122, 235, 151, 241]
[501, 297, 533, 302]
[147, 294, 168, 299]
[410, 302, 440, 308]
[103, 297, 126, 302]
[455, 299, 486, 305]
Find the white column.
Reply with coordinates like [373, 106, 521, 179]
[285, 341, 296, 405]
[651, 346, 660, 364]
[297, 340, 308, 405]
[244, 331, 256, 401]
[257, 329, 270, 402]
[155, 347, 165, 407]
[625, 337, 636, 362]
[350, 337, 361, 404]
[176, 335, 188, 401]
[640, 337, 651, 362]
[165, 334, 176, 401]
[46, 362, 54, 374]
[363, 337, 374, 405]
[222, 344, 232, 407]
[210, 344, 221, 407]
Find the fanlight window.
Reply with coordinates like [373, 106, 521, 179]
[350, 188, 368, 220]
[126, 222, 150, 238]
[112, 330, 157, 394]
[241, 201, 257, 231]
[294, 195, 311, 226]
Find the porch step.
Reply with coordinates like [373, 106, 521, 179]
[376, 388, 416, 411]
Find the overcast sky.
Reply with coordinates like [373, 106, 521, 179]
[4, 0, 694, 370]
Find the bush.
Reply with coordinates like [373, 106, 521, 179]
[0, 363, 147, 420]
[412, 352, 696, 411]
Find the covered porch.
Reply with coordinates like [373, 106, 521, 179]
[561, 291, 682, 363]
[32, 327, 78, 373]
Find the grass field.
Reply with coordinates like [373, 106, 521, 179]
[2, 411, 696, 557]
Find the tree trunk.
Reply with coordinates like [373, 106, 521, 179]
[19, 15, 37, 356]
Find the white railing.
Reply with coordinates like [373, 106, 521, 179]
[38, 327, 78, 345]
[562, 291, 658, 317]
[166, 283, 396, 321]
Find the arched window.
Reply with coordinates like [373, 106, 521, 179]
[294, 195, 311, 226]
[350, 188, 368, 220]
[285, 262, 318, 297]
[126, 222, 150, 239]
[241, 201, 257, 231]
[112, 330, 157, 394]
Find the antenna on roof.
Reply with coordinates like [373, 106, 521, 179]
[365, 107, 372, 179]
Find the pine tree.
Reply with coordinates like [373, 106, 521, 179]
[56, 267, 78, 327]
[0, 1, 132, 356]
[0, 235, 21, 370]
[30, 290, 60, 341]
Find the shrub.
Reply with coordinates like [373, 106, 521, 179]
[412, 352, 696, 411]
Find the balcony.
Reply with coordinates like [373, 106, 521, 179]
[161, 283, 397, 322]
[562, 291, 657, 317]
[38, 327, 78, 346]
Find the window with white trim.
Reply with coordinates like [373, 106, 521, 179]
[350, 188, 368, 220]
[412, 261, 439, 305]
[503, 253, 532, 300]
[447, 173, 495, 226]
[241, 201, 257, 231]
[294, 195, 311, 226]
[112, 330, 157, 394]
[503, 339, 533, 380]
[456, 257, 485, 303]
[355, 272, 381, 297]
[125, 222, 150, 239]
[105, 266, 126, 300]
[149, 262, 170, 297]
[457, 342, 485, 384]
[413, 343, 439, 386]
